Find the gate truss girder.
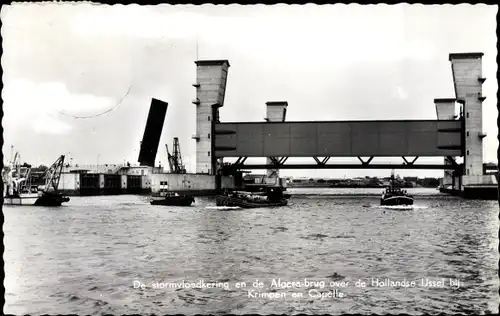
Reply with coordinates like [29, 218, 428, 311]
[225, 156, 461, 171]
[267, 156, 289, 167]
[269, 156, 280, 165]
[313, 156, 332, 165]
[445, 156, 459, 168]
[357, 156, 374, 165]
[402, 156, 419, 165]
[234, 157, 248, 165]
[226, 163, 458, 170]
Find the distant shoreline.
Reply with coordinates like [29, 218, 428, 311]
[285, 187, 449, 197]
[286, 185, 435, 189]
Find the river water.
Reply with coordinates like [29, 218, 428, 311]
[3, 188, 499, 315]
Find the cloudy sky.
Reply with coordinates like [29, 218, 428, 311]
[1, 3, 497, 178]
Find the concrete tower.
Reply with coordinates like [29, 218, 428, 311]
[434, 98, 458, 188]
[265, 101, 288, 179]
[449, 53, 486, 185]
[192, 60, 230, 175]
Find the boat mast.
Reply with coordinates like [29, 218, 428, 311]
[12, 152, 20, 177]
[9, 145, 14, 166]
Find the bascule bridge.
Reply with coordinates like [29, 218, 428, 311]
[190, 53, 497, 198]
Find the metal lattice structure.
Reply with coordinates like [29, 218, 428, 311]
[166, 138, 186, 174]
[43, 155, 65, 192]
[221, 155, 464, 173]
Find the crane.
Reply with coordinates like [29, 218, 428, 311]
[166, 137, 186, 174]
[42, 155, 65, 192]
[34, 155, 70, 206]
[166, 144, 174, 173]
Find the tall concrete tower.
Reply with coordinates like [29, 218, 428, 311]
[449, 53, 486, 185]
[434, 98, 457, 188]
[265, 101, 288, 179]
[192, 60, 230, 175]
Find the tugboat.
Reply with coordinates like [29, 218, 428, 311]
[380, 170, 414, 206]
[216, 188, 288, 209]
[3, 154, 70, 206]
[150, 192, 195, 206]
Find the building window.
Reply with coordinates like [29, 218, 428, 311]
[208, 133, 210, 139]
[467, 131, 469, 137]
[208, 151, 210, 156]
[208, 116, 211, 121]
[467, 150, 469, 155]
[466, 112, 469, 118]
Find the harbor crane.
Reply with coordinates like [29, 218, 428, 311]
[41, 155, 65, 192]
[35, 155, 70, 206]
[166, 137, 186, 174]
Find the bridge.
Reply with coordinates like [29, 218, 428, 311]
[185, 53, 496, 198]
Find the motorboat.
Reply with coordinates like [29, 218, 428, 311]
[380, 170, 414, 206]
[150, 192, 195, 206]
[216, 190, 288, 209]
[380, 188, 414, 206]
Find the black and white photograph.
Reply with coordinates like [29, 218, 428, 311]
[2, 2, 499, 315]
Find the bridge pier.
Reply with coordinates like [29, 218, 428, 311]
[447, 53, 497, 198]
[434, 98, 461, 191]
[192, 60, 230, 175]
[265, 101, 288, 186]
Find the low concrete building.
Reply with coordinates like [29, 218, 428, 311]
[150, 173, 217, 196]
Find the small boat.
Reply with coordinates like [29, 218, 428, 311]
[380, 189, 414, 206]
[216, 190, 288, 209]
[34, 191, 70, 206]
[150, 192, 195, 206]
[380, 170, 414, 206]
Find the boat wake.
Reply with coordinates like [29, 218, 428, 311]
[376, 205, 428, 211]
[205, 206, 241, 210]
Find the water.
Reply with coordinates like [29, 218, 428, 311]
[3, 189, 499, 315]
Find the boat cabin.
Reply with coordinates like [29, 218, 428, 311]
[383, 187, 408, 196]
[164, 192, 180, 197]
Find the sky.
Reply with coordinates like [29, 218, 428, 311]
[1, 3, 498, 178]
